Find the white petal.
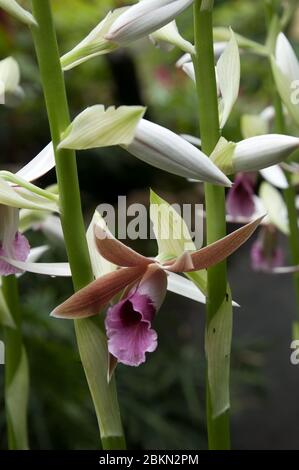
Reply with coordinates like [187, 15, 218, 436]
[259, 182, 289, 235]
[0, 257, 71, 276]
[167, 272, 240, 307]
[126, 119, 232, 186]
[260, 165, 288, 189]
[276, 33, 299, 83]
[0, 0, 36, 26]
[167, 272, 206, 303]
[16, 142, 55, 183]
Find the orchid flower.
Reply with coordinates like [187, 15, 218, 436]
[0, 142, 57, 275]
[226, 173, 256, 218]
[0, 205, 30, 276]
[50, 216, 262, 368]
[251, 225, 284, 273]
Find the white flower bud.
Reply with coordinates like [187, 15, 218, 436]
[233, 134, 299, 172]
[126, 119, 232, 186]
[105, 0, 194, 45]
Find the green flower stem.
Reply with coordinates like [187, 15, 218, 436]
[2, 274, 29, 449]
[30, 0, 125, 450]
[193, 0, 231, 450]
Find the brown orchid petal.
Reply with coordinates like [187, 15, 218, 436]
[164, 251, 195, 273]
[188, 216, 263, 272]
[94, 224, 152, 267]
[51, 265, 147, 319]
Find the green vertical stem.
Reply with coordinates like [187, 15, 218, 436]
[193, 0, 231, 449]
[30, 0, 125, 449]
[2, 275, 29, 449]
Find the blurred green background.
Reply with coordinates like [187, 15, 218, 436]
[0, 0, 299, 450]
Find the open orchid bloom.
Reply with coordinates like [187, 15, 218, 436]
[51, 216, 262, 367]
[226, 173, 256, 218]
[0, 142, 57, 275]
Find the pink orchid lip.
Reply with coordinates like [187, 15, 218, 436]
[0, 231, 30, 276]
[226, 172, 256, 218]
[105, 266, 167, 368]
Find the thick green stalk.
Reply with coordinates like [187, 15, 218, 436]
[2, 275, 29, 449]
[193, 0, 231, 449]
[30, 0, 125, 449]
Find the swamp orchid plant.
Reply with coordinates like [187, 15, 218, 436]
[0, 0, 299, 451]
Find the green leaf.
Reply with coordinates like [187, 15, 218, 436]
[259, 181, 289, 235]
[205, 288, 232, 418]
[6, 346, 29, 449]
[210, 137, 235, 175]
[0, 288, 15, 328]
[241, 114, 268, 139]
[0, 0, 36, 26]
[74, 318, 124, 441]
[217, 29, 240, 128]
[271, 56, 299, 127]
[150, 189, 207, 293]
[59, 105, 146, 150]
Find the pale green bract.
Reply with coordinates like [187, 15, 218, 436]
[0, 0, 36, 26]
[210, 137, 235, 175]
[59, 105, 146, 150]
[150, 189, 207, 295]
[205, 289, 232, 418]
[259, 182, 289, 235]
[150, 20, 195, 54]
[0, 177, 59, 212]
[86, 211, 117, 279]
[216, 29, 240, 129]
[60, 8, 127, 71]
